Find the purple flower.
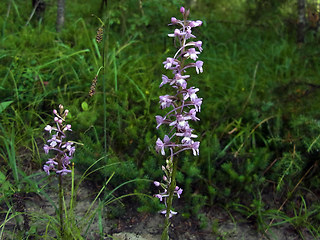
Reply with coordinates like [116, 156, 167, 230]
[163, 58, 178, 70]
[191, 97, 203, 112]
[194, 41, 203, 52]
[160, 75, 171, 88]
[46, 158, 58, 166]
[189, 20, 202, 27]
[186, 109, 200, 121]
[191, 141, 200, 156]
[62, 142, 75, 156]
[155, 194, 163, 201]
[160, 209, 178, 218]
[43, 164, 54, 175]
[195, 61, 203, 74]
[47, 134, 61, 147]
[56, 168, 72, 176]
[184, 48, 200, 61]
[168, 29, 184, 38]
[62, 154, 72, 166]
[185, 27, 196, 39]
[63, 124, 72, 131]
[175, 186, 183, 198]
[156, 138, 165, 155]
[44, 125, 54, 133]
[184, 87, 199, 101]
[44, 144, 50, 154]
[174, 73, 190, 89]
[159, 95, 174, 109]
[156, 135, 170, 155]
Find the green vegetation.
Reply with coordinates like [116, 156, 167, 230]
[1, 0, 320, 238]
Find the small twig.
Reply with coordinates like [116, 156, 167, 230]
[263, 157, 281, 176]
[263, 163, 316, 237]
[234, 115, 275, 157]
[239, 62, 258, 116]
[6, 0, 12, 19]
[25, 0, 40, 26]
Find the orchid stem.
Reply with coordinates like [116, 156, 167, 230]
[161, 156, 178, 240]
[58, 173, 64, 238]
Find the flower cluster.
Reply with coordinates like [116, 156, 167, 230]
[154, 156, 183, 218]
[156, 6, 203, 158]
[43, 104, 75, 175]
[154, 7, 203, 220]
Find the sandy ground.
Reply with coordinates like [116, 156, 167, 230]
[1, 171, 316, 240]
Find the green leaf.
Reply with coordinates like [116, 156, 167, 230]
[81, 101, 89, 111]
[0, 171, 12, 191]
[0, 171, 6, 183]
[0, 101, 13, 114]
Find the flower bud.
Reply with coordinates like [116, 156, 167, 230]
[54, 117, 59, 122]
[180, 6, 185, 13]
[171, 17, 178, 24]
[154, 181, 160, 187]
[53, 109, 58, 115]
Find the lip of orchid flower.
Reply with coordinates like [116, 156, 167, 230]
[189, 20, 202, 27]
[195, 61, 204, 74]
[185, 27, 196, 39]
[184, 48, 200, 61]
[168, 29, 185, 38]
[63, 124, 72, 131]
[56, 168, 72, 176]
[160, 75, 172, 88]
[183, 87, 199, 101]
[159, 95, 175, 109]
[163, 58, 179, 70]
[160, 209, 178, 218]
[194, 41, 203, 51]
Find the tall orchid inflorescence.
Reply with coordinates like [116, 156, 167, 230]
[43, 104, 75, 175]
[155, 6, 203, 159]
[154, 6, 203, 239]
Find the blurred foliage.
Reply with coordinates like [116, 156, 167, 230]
[1, 0, 320, 236]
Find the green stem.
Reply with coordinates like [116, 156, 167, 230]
[102, 30, 107, 153]
[161, 156, 178, 240]
[58, 174, 64, 238]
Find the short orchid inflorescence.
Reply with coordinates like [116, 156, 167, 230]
[43, 104, 75, 176]
[154, 6, 203, 225]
